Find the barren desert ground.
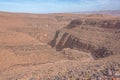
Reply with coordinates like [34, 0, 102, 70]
[0, 12, 120, 80]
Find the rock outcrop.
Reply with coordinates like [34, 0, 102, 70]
[49, 18, 120, 59]
[65, 18, 120, 29]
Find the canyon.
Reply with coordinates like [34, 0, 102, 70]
[0, 12, 120, 80]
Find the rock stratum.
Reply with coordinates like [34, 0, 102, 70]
[0, 12, 120, 80]
[49, 18, 120, 59]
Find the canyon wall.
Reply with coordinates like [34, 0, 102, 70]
[49, 18, 120, 59]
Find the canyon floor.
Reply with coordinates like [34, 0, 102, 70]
[0, 12, 120, 80]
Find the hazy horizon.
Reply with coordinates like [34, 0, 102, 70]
[0, 0, 120, 13]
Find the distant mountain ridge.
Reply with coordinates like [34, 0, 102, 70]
[75, 10, 120, 16]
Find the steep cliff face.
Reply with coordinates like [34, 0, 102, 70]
[65, 18, 120, 29]
[83, 19, 120, 29]
[49, 18, 120, 59]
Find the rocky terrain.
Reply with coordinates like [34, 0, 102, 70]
[0, 12, 120, 80]
[49, 18, 120, 59]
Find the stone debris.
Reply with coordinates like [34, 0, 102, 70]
[49, 62, 120, 80]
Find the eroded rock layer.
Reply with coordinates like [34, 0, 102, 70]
[49, 18, 120, 59]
